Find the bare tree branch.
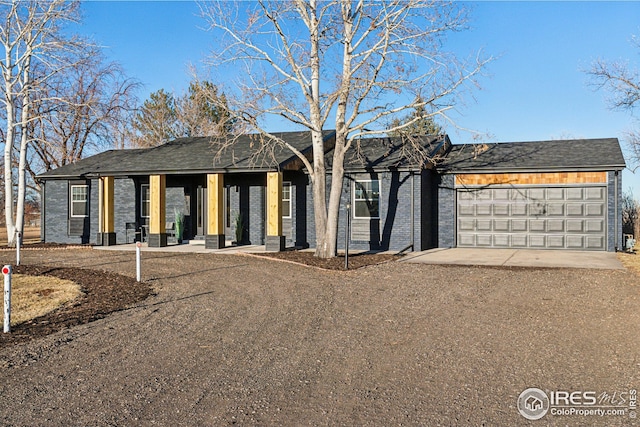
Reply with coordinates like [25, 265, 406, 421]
[200, 0, 491, 258]
[0, 0, 94, 244]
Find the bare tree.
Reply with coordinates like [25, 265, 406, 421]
[26, 49, 139, 184]
[175, 79, 235, 138]
[622, 188, 639, 237]
[388, 100, 443, 137]
[200, 0, 490, 258]
[588, 38, 640, 168]
[0, 0, 84, 245]
[131, 81, 234, 148]
[130, 89, 178, 148]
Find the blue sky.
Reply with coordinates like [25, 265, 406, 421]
[79, 1, 640, 197]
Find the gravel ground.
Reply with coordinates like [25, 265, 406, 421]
[0, 248, 639, 426]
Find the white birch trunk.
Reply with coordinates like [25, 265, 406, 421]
[15, 54, 32, 241]
[3, 34, 16, 245]
[201, 0, 490, 258]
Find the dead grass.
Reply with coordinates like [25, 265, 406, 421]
[0, 227, 41, 245]
[617, 250, 640, 278]
[3, 274, 82, 326]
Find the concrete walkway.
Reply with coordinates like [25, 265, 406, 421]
[401, 247, 625, 269]
[95, 240, 267, 255]
[97, 242, 625, 270]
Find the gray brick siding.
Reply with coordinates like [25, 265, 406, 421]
[437, 174, 456, 248]
[43, 179, 97, 244]
[249, 185, 265, 245]
[301, 171, 423, 252]
[305, 179, 316, 248]
[114, 178, 136, 244]
[225, 174, 266, 245]
[43, 180, 76, 244]
[89, 179, 99, 243]
[345, 171, 420, 251]
[608, 170, 622, 252]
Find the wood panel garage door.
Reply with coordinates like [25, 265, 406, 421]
[456, 186, 607, 250]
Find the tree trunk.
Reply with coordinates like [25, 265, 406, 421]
[3, 128, 15, 245]
[311, 2, 353, 259]
[311, 128, 330, 258]
[3, 47, 16, 246]
[16, 59, 31, 241]
[314, 135, 347, 259]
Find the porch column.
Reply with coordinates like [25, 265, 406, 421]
[205, 173, 225, 249]
[97, 176, 116, 246]
[148, 174, 167, 247]
[266, 171, 285, 252]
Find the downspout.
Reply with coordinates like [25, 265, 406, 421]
[615, 170, 619, 251]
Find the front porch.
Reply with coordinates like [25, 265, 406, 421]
[96, 239, 268, 254]
[96, 171, 287, 252]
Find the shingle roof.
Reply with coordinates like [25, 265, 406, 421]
[38, 133, 626, 180]
[38, 131, 335, 179]
[328, 134, 450, 171]
[439, 138, 626, 172]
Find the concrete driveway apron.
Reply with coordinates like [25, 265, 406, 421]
[401, 248, 624, 269]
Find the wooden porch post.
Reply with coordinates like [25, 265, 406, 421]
[149, 174, 167, 247]
[265, 171, 285, 252]
[97, 176, 116, 246]
[205, 173, 225, 249]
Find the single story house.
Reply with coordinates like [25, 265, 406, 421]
[37, 132, 626, 252]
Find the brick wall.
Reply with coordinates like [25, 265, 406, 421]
[301, 171, 423, 252]
[43, 180, 76, 244]
[113, 178, 136, 244]
[437, 174, 456, 248]
[608, 170, 623, 252]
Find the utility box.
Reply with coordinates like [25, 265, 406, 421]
[624, 234, 636, 252]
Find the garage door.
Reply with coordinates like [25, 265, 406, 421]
[457, 186, 607, 250]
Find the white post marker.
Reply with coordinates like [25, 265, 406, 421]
[16, 231, 21, 266]
[136, 242, 142, 282]
[3, 265, 11, 333]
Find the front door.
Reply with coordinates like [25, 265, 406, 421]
[196, 184, 232, 239]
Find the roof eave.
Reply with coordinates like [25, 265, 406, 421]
[439, 164, 627, 174]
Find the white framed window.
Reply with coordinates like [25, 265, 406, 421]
[70, 185, 88, 217]
[141, 184, 150, 218]
[353, 179, 380, 219]
[282, 182, 292, 219]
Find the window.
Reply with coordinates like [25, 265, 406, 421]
[70, 185, 88, 217]
[141, 184, 150, 218]
[282, 182, 292, 218]
[353, 180, 380, 219]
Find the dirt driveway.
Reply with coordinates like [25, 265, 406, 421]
[0, 249, 639, 426]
